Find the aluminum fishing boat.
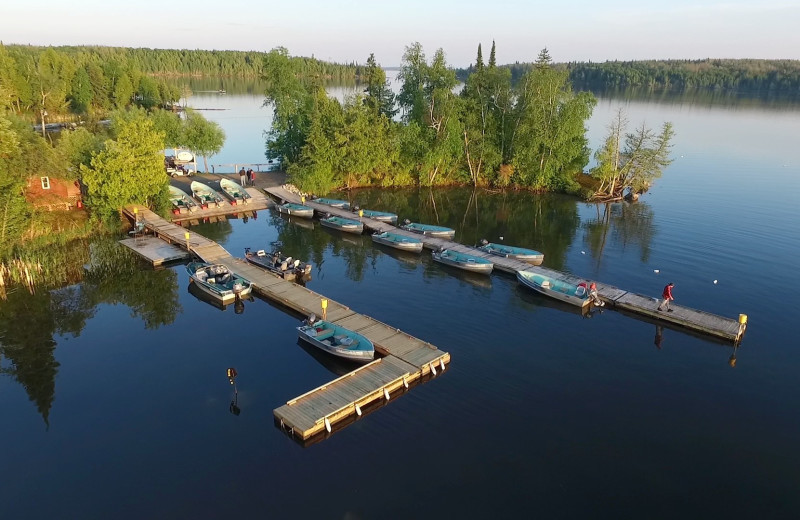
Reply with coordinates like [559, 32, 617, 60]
[432, 248, 494, 274]
[320, 215, 363, 234]
[297, 315, 374, 363]
[516, 271, 591, 308]
[186, 261, 252, 304]
[478, 240, 544, 265]
[400, 220, 455, 239]
[371, 231, 424, 253]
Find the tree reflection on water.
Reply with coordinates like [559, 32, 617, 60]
[0, 235, 181, 427]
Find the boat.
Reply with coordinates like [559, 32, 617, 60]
[190, 181, 225, 208]
[516, 271, 592, 308]
[400, 220, 455, 239]
[320, 215, 363, 234]
[478, 240, 544, 265]
[219, 178, 252, 205]
[357, 209, 398, 223]
[276, 202, 314, 218]
[297, 314, 375, 363]
[186, 261, 252, 304]
[244, 248, 312, 281]
[432, 248, 494, 274]
[168, 186, 198, 213]
[371, 231, 424, 253]
[313, 197, 350, 209]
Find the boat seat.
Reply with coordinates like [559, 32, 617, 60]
[314, 329, 335, 341]
[334, 335, 354, 346]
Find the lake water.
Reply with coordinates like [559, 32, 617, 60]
[2, 77, 800, 519]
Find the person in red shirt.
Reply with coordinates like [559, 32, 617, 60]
[657, 282, 675, 312]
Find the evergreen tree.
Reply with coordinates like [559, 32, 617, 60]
[69, 66, 92, 114]
[397, 42, 427, 125]
[476, 44, 484, 72]
[363, 53, 396, 119]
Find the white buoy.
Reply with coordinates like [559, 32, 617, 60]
[430, 362, 437, 376]
[355, 403, 362, 416]
[654, 269, 660, 274]
[713, 280, 718, 284]
[403, 376, 409, 389]
[581, 251, 585, 254]
[439, 358, 445, 371]
[324, 417, 331, 433]
[383, 388, 390, 401]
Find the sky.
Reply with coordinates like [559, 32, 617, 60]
[2, 0, 798, 67]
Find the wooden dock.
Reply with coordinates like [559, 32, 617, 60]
[119, 236, 190, 265]
[171, 186, 271, 223]
[265, 187, 747, 344]
[120, 205, 450, 442]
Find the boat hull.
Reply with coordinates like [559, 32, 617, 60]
[277, 203, 314, 218]
[517, 271, 590, 308]
[297, 322, 374, 363]
[433, 250, 494, 274]
[361, 210, 398, 223]
[320, 217, 363, 234]
[401, 223, 455, 239]
[479, 243, 544, 265]
[371, 232, 424, 253]
[314, 198, 350, 209]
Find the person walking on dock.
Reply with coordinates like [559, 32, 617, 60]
[239, 168, 247, 187]
[588, 282, 604, 307]
[657, 282, 675, 312]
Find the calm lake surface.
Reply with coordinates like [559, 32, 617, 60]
[2, 77, 800, 519]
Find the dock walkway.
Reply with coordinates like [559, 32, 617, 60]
[121, 205, 450, 441]
[265, 187, 746, 343]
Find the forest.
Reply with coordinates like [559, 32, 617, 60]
[457, 58, 800, 93]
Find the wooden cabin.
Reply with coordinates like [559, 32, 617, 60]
[25, 176, 82, 211]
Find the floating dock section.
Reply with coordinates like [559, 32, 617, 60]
[265, 187, 747, 344]
[121, 205, 450, 442]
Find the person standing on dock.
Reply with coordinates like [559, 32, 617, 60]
[247, 168, 255, 186]
[239, 168, 247, 187]
[657, 282, 675, 312]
